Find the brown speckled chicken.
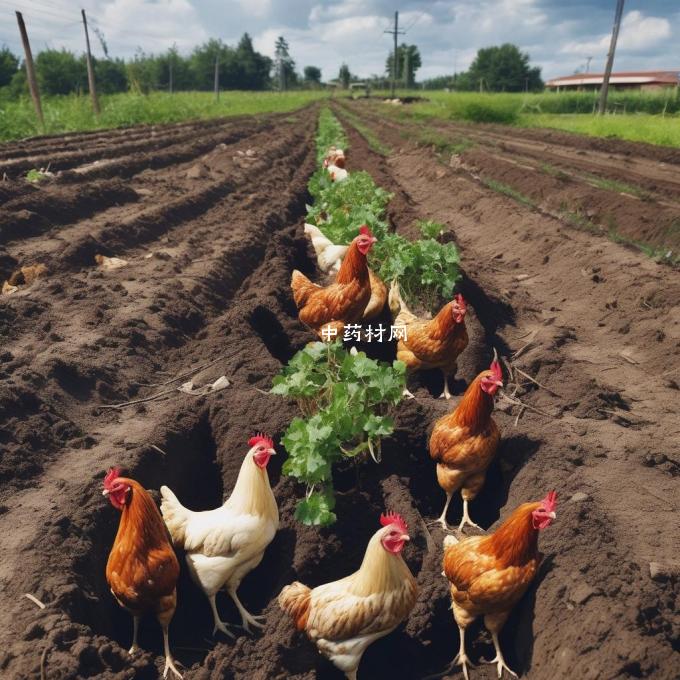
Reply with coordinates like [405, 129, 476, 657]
[291, 225, 377, 341]
[389, 281, 469, 399]
[429, 357, 503, 531]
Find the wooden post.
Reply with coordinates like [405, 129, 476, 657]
[598, 0, 625, 115]
[169, 60, 173, 94]
[214, 55, 219, 101]
[15, 11, 44, 129]
[81, 9, 100, 116]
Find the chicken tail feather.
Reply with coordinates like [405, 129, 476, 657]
[159, 485, 190, 548]
[278, 581, 311, 631]
[291, 270, 319, 308]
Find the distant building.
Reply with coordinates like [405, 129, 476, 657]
[546, 70, 680, 92]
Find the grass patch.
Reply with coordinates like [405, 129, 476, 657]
[522, 113, 680, 148]
[416, 128, 473, 156]
[583, 173, 652, 200]
[338, 106, 392, 155]
[371, 90, 680, 148]
[608, 229, 678, 265]
[483, 178, 536, 207]
[0, 90, 330, 141]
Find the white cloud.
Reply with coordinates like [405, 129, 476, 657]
[237, 0, 272, 19]
[561, 10, 671, 57]
[98, 0, 208, 52]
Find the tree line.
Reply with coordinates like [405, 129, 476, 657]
[422, 44, 543, 92]
[0, 36, 544, 98]
[0, 34, 326, 98]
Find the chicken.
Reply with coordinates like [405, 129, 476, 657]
[95, 253, 128, 270]
[279, 512, 418, 680]
[291, 225, 377, 341]
[2, 263, 48, 295]
[323, 146, 346, 169]
[303, 223, 348, 274]
[389, 281, 468, 399]
[160, 435, 279, 636]
[302, 224, 386, 321]
[442, 492, 558, 679]
[328, 165, 348, 182]
[103, 468, 182, 679]
[429, 355, 504, 531]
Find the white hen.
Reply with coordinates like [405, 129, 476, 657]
[303, 223, 349, 274]
[160, 435, 279, 636]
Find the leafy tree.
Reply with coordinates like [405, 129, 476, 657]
[338, 63, 351, 89]
[234, 33, 271, 90]
[93, 57, 128, 94]
[464, 43, 543, 92]
[36, 49, 87, 95]
[304, 65, 322, 85]
[386, 44, 421, 87]
[0, 47, 19, 88]
[274, 36, 296, 90]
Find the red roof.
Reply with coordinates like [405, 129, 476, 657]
[547, 70, 680, 86]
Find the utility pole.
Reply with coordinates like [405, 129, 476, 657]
[586, 56, 593, 73]
[384, 11, 404, 97]
[15, 11, 44, 129]
[214, 54, 219, 102]
[81, 9, 100, 116]
[598, 0, 625, 115]
[404, 48, 410, 88]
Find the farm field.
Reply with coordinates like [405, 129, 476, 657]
[376, 91, 680, 148]
[0, 101, 678, 680]
[0, 90, 330, 142]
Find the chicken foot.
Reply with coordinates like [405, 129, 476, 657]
[208, 594, 236, 638]
[486, 631, 518, 679]
[438, 371, 453, 400]
[427, 491, 456, 531]
[227, 586, 265, 633]
[128, 615, 140, 655]
[458, 499, 483, 532]
[161, 624, 183, 679]
[421, 625, 475, 680]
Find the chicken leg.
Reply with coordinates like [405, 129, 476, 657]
[487, 630, 518, 678]
[227, 586, 265, 633]
[128, 615, 140, 655]
[161, 624, 183, 679]
[428, 491, 455, 531]
[438, 371, 453, 400]
[458, 499, 483, 532]
[454, 624, 475, 680]
[209, 593, 235, 638]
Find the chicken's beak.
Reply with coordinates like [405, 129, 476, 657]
[371, 236, 378, 244]
[102, 489, 109, 496]
[548, 511, 556, 519]
[401, 534, 410, 542]
[268, 448, 277, 456]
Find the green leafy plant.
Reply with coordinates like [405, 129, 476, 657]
[272, 342, 405, 526]
[25, 168, 51, 183]
[418, 219, 445, 240]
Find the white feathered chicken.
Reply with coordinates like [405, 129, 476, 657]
[303, 223, 349, 275]
[160, 434, 279, 636]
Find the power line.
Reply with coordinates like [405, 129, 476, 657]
[403, 11, 425, 33]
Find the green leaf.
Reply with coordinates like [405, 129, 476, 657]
[295, 489, 337, 526]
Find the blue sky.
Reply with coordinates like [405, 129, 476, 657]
[0, 1, 678, 81]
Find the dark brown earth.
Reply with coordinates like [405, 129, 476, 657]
[0, 103, 678, 680]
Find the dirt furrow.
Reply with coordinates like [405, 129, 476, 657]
[335, 106, 680, 679]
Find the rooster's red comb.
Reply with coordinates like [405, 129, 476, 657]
[103, 467, 122, 490]
[359, 224, 373, 238]
[540, 490, 558, 513]
[380, 511, 408, 534]
[249, 433, 274, 449]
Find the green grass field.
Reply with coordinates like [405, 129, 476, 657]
[0, 90, 331, 141]
[371, 90, 680, 148]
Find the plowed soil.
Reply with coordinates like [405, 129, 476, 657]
[0, 102, 678, 680]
